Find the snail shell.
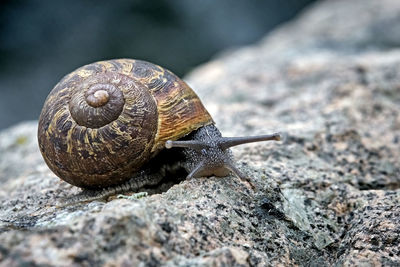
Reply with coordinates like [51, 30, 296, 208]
[38, 59, 213, 189]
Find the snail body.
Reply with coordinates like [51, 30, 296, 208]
[38, 59, 280, 192]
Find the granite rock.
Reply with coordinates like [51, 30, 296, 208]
[0, 0, 399, 266]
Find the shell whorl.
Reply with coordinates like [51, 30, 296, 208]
[69, 73, 126, 128]
[38, 59, 213, 189]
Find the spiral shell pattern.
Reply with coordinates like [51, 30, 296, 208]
[38, 59, 212, 188]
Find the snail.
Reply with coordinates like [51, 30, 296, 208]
[38, 59, 281, 200]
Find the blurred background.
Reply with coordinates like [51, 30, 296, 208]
[0, 0, 315, 130]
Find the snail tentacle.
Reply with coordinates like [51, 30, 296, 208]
[165, 140, 211, 150]
[186, 160, 206, 179]
[218, 133, 281, 150]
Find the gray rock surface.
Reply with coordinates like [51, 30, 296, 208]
[1, 0, 399, 266]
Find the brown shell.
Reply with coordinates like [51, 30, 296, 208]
[38, 59, 213, 188]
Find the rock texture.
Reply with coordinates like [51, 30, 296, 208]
[1, 0, 399, 266]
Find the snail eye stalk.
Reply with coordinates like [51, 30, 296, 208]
[217, 133, 281, 150]
[166, 133, 281, 151]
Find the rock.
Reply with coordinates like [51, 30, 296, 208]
[1, 0, 399, 265]
[0, 121, 42, 183]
